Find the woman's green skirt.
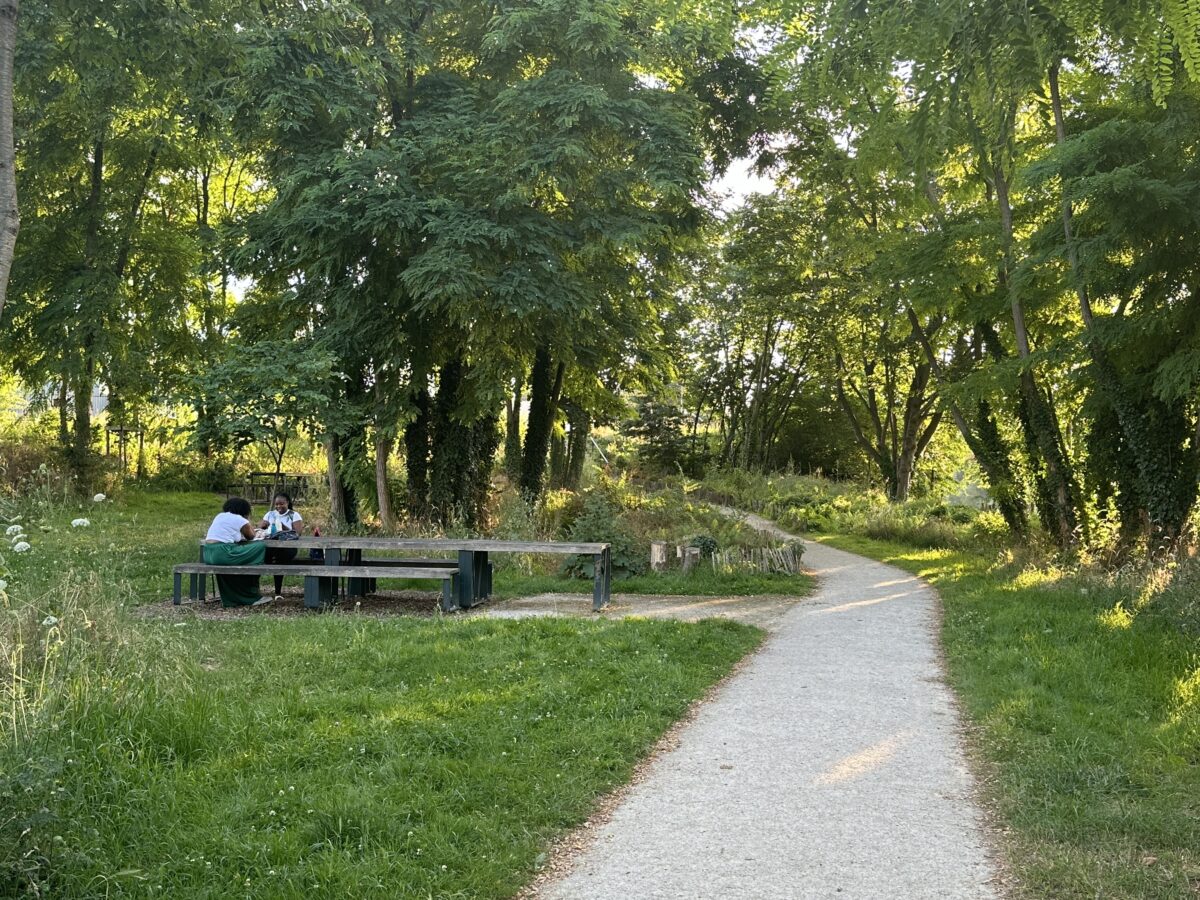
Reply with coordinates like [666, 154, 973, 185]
[202, 541, 267, 607]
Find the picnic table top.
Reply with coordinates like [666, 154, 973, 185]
[200, 537, 610, 553]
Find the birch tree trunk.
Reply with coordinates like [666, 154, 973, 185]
[0, 0, 18, 323]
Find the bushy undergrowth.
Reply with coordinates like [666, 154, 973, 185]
[489, 474, 794, 579]
[702, 468, 1009, 550]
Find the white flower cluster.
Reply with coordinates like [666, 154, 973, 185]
[6, 521, 29, 553]
[71, 518, 90, 528]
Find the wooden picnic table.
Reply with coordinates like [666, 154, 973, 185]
[190, 537, 612, 611]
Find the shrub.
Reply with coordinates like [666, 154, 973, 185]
[563, 495, 647, 577]
[688, 534, 719, 559]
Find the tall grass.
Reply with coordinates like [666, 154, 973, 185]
[1, 570, 191, 895]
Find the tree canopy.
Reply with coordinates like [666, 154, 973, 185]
[1, 0, 1198, 552]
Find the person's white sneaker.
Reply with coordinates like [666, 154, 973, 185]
[251, 596, 273, 607]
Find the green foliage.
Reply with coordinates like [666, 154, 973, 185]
[622, 393, 697, 475]
[192, 342, 340, 474]
[702, 468, 1011, 551]
[564, 494, 647, 577]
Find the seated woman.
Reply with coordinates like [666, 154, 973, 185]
[203, 497, 270, 608]
[260, 492, 303, 598]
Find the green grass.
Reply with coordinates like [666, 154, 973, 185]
[814, 534, 1200, 899]
[2, 490, 772, 898]
[1, 489, 220, 605]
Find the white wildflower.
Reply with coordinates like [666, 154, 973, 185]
[41, 615, 59, 627]
[71, 518, 90, 528]
[93, 493, 106, 502]
[13, 541, 31, 553]
[5, 524, 22, 536]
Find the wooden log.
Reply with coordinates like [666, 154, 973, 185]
[682, 546, 701, 575]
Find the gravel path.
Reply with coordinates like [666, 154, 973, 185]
[537, 514, 1001, 899]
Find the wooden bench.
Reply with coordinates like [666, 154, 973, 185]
[173, 563, 460, 611]
[348, 557, 490, 599]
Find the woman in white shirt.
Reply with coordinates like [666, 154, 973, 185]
[260, 492, 304, 597]
[203, 497, 269, 607]
[259, 492, 304, 536]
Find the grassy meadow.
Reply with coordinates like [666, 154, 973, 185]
[0, 489, 787, 898]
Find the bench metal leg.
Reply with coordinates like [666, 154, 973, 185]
[173, 572, 182, 605]
[344, 549, 369, 598]
[474, 553, 490, 602]
[604, 546, 612, 602]
[456, 550, 475, 610]
[304, 575, 335, 609]
[188, 573, 200, 601]
[441, 575, 458, 613]
[593, 548, 611, 611]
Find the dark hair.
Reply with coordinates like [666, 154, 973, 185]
[272, 492, 294, 510]
[222, 497, 252, 518]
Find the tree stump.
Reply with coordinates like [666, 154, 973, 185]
[682, 546, 701, 575]
[650, 541, 668, 572]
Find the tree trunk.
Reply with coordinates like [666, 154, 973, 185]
[0, 0, 18, 323]
[375, 432, 395, 531]
[891, 362, 940, 502]
[906, 307, 1029, 537]
[993, 162, 1080, 548]
[503, 375, 523, 479]
[403, 384, 431, 518]
[325, 434, 348, 527]
[565, 404, 589, 490]
[548, 429, 567, 489]
[467, 412, 501, 529]
[72, 368, 92, 468]
[520, 345, 564, 502]
[57, 381, 69, 446]
[429, 358, 471, 526]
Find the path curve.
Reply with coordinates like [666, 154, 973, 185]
[537, 513, 1000, 899]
